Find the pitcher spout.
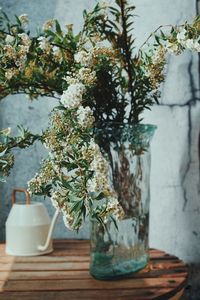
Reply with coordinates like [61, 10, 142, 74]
[37, 209, 60, 252]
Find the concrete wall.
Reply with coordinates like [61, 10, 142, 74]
[0, 1, 200, 297]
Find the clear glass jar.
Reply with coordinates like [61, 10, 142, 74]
[89, 124, 157, 280]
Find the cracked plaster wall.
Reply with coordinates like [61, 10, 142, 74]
[0, 1, 200, 292]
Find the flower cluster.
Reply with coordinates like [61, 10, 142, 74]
[166, 26, 200, 54]
[0, 1, 200, 230]
[87, 144, 112, 195]
[61, 83, 86, 109]
[28, 102, 124, 230]
[77, 106, 95, 128]
[0, 11, 78, 100]
[139, 18, 200, 96]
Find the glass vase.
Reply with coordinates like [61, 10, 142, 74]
[89, 124, 157, 280]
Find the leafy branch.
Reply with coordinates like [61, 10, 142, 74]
[0, 126, 41, 181]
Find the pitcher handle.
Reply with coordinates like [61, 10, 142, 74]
[12, 188, 31, 205]
[37, 209, 60, 252]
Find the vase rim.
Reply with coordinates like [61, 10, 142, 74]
[95, 122, 157, 130]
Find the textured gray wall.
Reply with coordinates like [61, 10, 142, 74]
[0, 1, 200, 297]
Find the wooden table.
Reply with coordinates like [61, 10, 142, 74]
[0, 240, 188, 300]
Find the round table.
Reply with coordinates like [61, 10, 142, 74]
[0, 240, 188, 300]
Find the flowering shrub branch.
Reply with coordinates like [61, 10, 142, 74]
[0, 126, 40, 182]
[0, 1, 200, 230]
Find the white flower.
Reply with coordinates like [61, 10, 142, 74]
[60, 83, 86, 109]
[51, 192, 60, 209]
[97, 0, 109, 19]
[76, 106, 94, 128]
[5, 35, 15, 44]
[92, 196, 124, 222]
[88, 139, 100, 153]
[5, 69, 15, 80]
[185, 39, 194, 49]
[99, 0, 110, 9]
[19, 14, 29, 25]
[165, 41, 180, 55]
[52, 45, 59, 53]
[177, 29, 187, 42]
[0, 127, 11, 136]
[37, 36, 50, 51]
[87, 149, 112, 194]
[51, 46, 63, 62]
[3, 45, 16, 58]
[18, 33, 31, 46]
[184, 39, 200, 51]
[193, 40, 200, 52]
[19, 45, 29, 52]
[90, 152, 109, 174]
[78, 68, 96, 84]
[74, 50, 92, 65]
[63, 75, 79, 85]
[81, 139, 100, 162]
[87, 177, 100, 193]
[151, 46, 166, 64]
[27, 174, 43, 195]
[106, 197, 124, 220]
[15, 58, 26, 68]
[87, 175, 109, 194]
[50, 188, 69, 210]
[43, 19, 55, 31]
[62, 213, 74, 230]
[62, 206, 83, 231]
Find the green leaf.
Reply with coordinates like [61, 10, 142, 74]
[109, 6, 119, 13]
[69, 199, 83, 214]
[1, 11, 10, 22]
[69, 194, 82, 202]
[43, 30, 56, 38]
[82, 205, 87, 220]
[160, 30, 166, 39]
[154, 35, 160, 44]
[15, 15, 21, 26]
[61, 180, 74, 191]
[55, 20, 62, 36]
[110, 215, 118, 230]
[83, 9, 87, 19]
[55, 105, 67, 111]
[0, 148, 8, 157]
[108, 20, 120, 32]
[125, 5, 136, 12]
[93, 192, 105, 201]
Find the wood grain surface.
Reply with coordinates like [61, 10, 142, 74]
[0, 240, 188, 300]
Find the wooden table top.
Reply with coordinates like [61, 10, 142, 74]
[0, 240, 188, 300]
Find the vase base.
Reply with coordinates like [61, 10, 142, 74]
[90, 254, 149, 280]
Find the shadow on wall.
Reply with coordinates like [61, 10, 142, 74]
[145, 102, 200, 264]
[177, 56, 200, 263]
[179, 104, 200, 300]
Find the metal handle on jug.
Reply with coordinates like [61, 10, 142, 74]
[12, 188, 31, 205]
[37, 209, 60, 252]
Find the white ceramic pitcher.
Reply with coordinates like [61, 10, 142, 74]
[6, 188, 60, 256]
